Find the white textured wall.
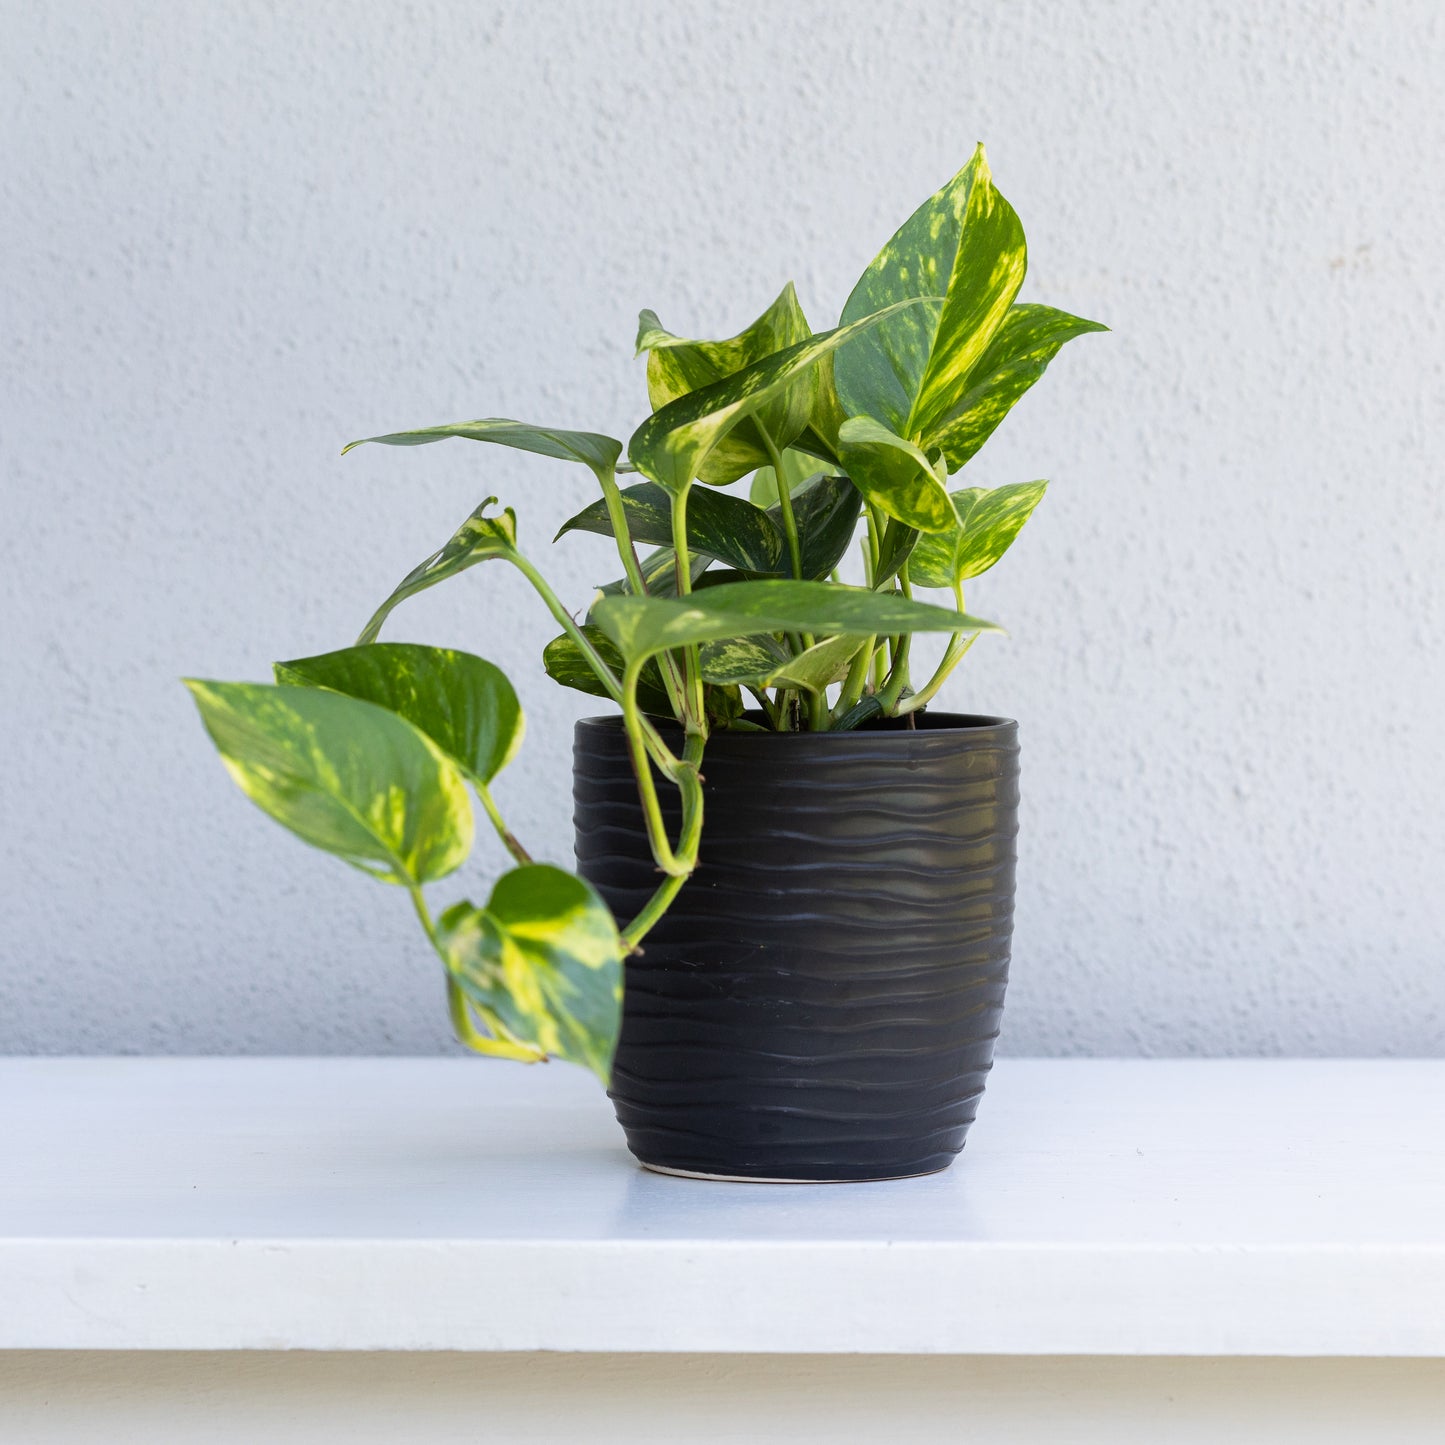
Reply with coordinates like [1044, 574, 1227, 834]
[3, 1, 1442, 1056]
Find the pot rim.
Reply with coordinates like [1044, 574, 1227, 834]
[576, 710, 1017, 745]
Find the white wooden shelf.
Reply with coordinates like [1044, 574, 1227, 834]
[2, 1057, 1442, 1355]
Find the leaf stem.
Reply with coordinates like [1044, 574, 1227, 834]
[477, 783, 532, 865]
[668, 485, 707, 728]
[622, 731, 705, 950]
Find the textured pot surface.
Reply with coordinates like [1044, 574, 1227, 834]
[573, 713, 1020, 1182]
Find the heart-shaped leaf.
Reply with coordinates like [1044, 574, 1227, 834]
[926, 304, 1108, 470]
[359, 499, 517, 645]
[835, 144, 1026, 448]
[543, 626, 674, 716]
[556, 482, 784, 574]
[909, 480, 1050, 588]
[185, 680, 473, 884]
[438, 864, 624, 1083]
[628, 297, 929, 495]
[274, 643, 523, 789]
[637, 284, 813, 484]
[837, 415, 954, 533]
[593, 579, 997, 667]
[342, 418, 623, 481]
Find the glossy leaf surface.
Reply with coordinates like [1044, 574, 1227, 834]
[637, 284, 812, 484]
[593, 579, 997, 665]
[185, 680, 472, 884]
[770, 473, 864, 580]
[928, 304, 1108, 469]
[542, 627, 674, 716]
[701, 632, 866, 693]
[438, 864, 623, 1083]
[274, 643, 523, 789]
[342, 418, 623, 479]
[556, 482, 784, 574]
[837, 415, 954, 532]
[835, 145, 1025, 447]
[358, 499, 516, 645]
[628, 298, 925, 494]
[909, 480, 1050, 588]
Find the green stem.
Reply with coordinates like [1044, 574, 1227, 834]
[407, 883, 543, 1062]
[477, 783, 532, 865]
[621, 660, 696, 876]
[668, 485, 707, 729]
[761, 430, 804, 582]
[833, 633, 876, 721]
[895, 581, 976, 716]
[622, 731, 705, 950]
[878, 633, 912, 713]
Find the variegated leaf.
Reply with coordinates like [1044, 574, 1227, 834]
[770, 473, 864, 580]
[909, 481, 1050, 589]
[274, 643, 523, 789]
[927, 304, 1108, 469]
[835, 144, 1026, 446]
[698, 634, 791, 686]
[628, 298, 927, 495]
[542, 626, 674, 715]
[593, 546, 712, 603]
[593, 579, 997, 667]
[748, 447, 820, 506]
[637, 284, 812, 484]
[556, 482, 784, 574]
[185, 680, 473, 884]
[438, 864, 624, 1083]
[701, 632, 867, 694]
[358, 499, 517, 645]
[837, 415, 954, 533]
[342, 418, 623, 481]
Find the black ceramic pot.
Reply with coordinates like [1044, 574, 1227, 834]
[573, 713, 1019, 1182]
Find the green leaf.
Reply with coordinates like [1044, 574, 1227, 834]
[593, 579, 997, 666]
[873, 517, 919, 589]
[542, 626, 674, 716]
[358, 498, 517, 645]
[636, 283, 813, 485]
[748, 447, 820, 507]
[185, 680, 472, 885]
[772, 473, 864, 580]
[628, 298, 928, 495]
[835, 144, 1026, 447]
[909, 481, 1050, 589]
[927, 304, 1108, 470]
[438, 864, 624, 1082]
[837, 415, 954, 533]
[274, 643, 523, 789]
[701, 632, 866, 694]
[593, 546, 712, 603]
[556, 482, 784, 574]
[342, 418, 623, 481]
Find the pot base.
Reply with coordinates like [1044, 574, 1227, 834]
[639, 1160, 952, 1185]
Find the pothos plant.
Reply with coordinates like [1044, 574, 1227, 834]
[187, 145, 1104, 1084]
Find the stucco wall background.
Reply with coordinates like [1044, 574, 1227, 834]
[3, 0, 1442, 1056]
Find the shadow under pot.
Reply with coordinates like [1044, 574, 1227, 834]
[573, 712, 1020, 1183]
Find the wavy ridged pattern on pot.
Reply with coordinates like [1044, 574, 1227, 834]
[573, 713, 1019, 1182]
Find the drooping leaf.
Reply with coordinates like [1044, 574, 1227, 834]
[636, 284, 813, 484]
[770, 473, 864, 580]
[542, 626, 674, 716]
[837, 415, 954, 533]
[628, 297, 928, 495]
[556, 482, 784, 574]
[926, 304, 1108, 470]
[185, 680, 472, 884]
[438, 864, 624, 1082]
[593, 579, 997, 667]
[909, 481, 1050, 589]
[835, 145, 1026, 447]
[274, 643, 523, 789]
[358, 499, 517, 645]
[342, 418, 623, 481]
[794, 351, 848, 464]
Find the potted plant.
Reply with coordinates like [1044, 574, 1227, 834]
[187, 144, 1104, 1181]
